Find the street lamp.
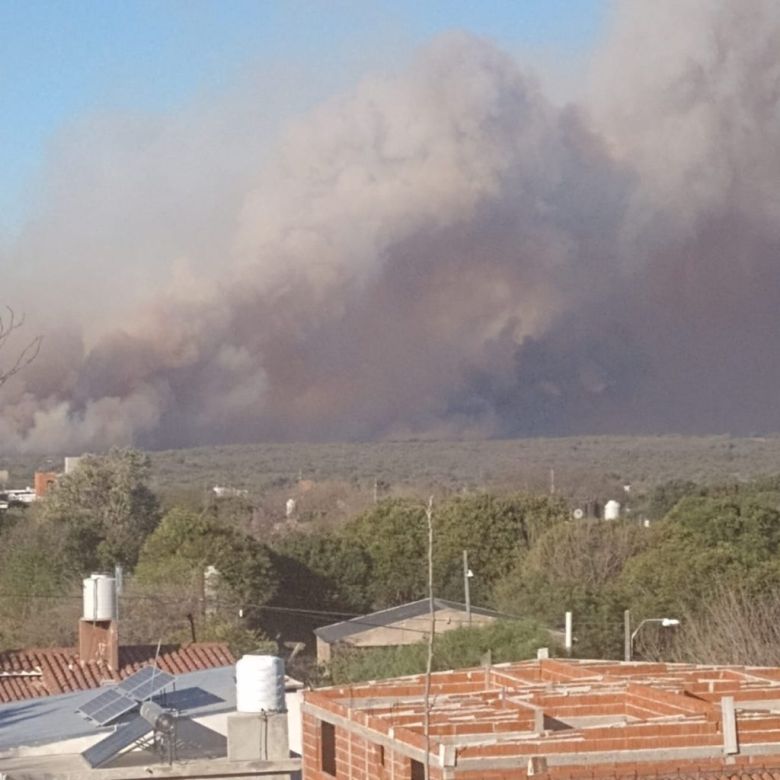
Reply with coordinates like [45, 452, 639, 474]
[624, 613, 680, 661]
[463, 550, 474, 626]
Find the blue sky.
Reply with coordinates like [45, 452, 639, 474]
[0, 0, 606, 234]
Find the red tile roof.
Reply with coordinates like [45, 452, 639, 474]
[0, 642, 234, 702]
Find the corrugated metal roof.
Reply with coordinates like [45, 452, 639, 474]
[313, 597, 508, 644]
[0, 665, 238, 753]
[0, 642, 235, 702]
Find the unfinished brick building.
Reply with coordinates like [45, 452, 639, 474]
[302, 658, 780, 779]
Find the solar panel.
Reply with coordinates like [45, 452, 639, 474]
[79, 689, 124, 720]
[117, 667, 175, 700]
[78, 688, 138, 725]
[81, 715, 152, 768]
[130, 672, 175, 701]
[116, 666, 156, 693]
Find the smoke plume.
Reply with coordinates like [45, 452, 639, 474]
[2, 1, 780, 452]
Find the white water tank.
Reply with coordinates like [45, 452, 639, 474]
[604, 500, 621, 521]
[82, 574, 116, 621]
[64, 456, 83, 475]
[236, 655, 286, 713]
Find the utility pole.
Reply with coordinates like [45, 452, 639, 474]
[564, 611, 572, 656]
[549, 468, 555, 496]
[624, 609, 631, 662]
[463, 550, 471, 626]
[114, 564, 123, 626]
[423, 497, 435, 780]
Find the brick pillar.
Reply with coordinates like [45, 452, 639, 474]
[78, 619, 119, 672]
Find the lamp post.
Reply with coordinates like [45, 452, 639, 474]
[463, 550, 474, 626]
[624, 613, 680, 661]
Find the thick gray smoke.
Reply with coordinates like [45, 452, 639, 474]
[1, 1, 779, 452]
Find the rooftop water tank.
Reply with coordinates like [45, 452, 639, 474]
[82, 574, 116, 621]
[236, 655, 286, 713]
[604, 500, 621, 521]
[64, 456, 83, 475]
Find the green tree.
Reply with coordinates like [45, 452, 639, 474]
[618, 495, 780, 619]
[271, 531, 372, 613]
[494, 519, 647, 622]
[343, 499, 428, 607]
[433, 493, 569, 604]
[266, 531, 373, 643]
[644, 479, 702, 520]
[204, 494, 256, 534]
[493, 519, 646, 659]
[131, 507, 278, 650]
[0, 516, 80, 647]
[42, 448, 160, 570]
[343, 494, 568, 609]
[187, 617, 277, 657]
[135, 507, 277, 611]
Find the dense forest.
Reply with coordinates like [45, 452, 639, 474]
[6, 435, 780, 502]
[2, 447, 780, 683]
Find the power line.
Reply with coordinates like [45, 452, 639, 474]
[0, 590, 633, 645]
[0, 591, 629, 626]
[0, 591, 569, 639]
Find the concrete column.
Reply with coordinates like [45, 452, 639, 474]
[624, 609, 631, 662]
[228, 711, 290, 780]
[533, 707, 544, 735]
[722, 696, 739, 755]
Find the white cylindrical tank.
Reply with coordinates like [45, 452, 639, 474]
[604, 500, 621, 521]
[82, 574, 116, 621]
[64, 456, 83, 475]
[236, 655, 286, 713]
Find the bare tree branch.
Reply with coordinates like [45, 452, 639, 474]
[0, 307, 42, 389]
[666, 586, 780, 667]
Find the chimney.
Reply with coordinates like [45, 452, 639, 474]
[78, 574, 119, 672]
[34, 471, 58, 498]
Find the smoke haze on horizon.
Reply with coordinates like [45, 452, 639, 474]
[2, 0, 780, 453]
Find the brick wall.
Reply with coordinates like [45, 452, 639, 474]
[301, 660, 780, 779]
[302, 709, 438, 780]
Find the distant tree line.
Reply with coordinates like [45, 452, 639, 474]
[4, 451, 780, 677]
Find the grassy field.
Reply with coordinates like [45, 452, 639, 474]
[5, 435, 780, 502]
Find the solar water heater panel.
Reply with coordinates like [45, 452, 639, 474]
[81, 715, 152, 768]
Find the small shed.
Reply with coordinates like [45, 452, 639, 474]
[314, 598, 506, 663]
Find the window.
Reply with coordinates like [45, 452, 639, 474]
[321, 721, 336, 776]
[411, 758, 425, 780]
[377, 744, 385, 766]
